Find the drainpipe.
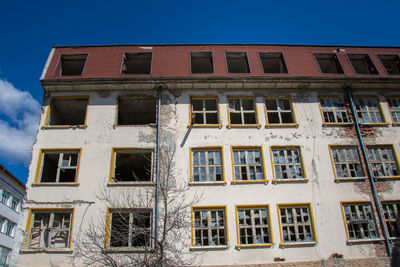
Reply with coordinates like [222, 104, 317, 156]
[347, 87, 392, 256]
[154, 86, 162, 250]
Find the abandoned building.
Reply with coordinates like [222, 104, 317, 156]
[18, 44, 400, 266]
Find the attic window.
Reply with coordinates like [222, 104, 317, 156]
[47, 97, 88, 126]
[226, 52, 250, 73]
[315, 53, 344, 74]
[191, 52, 214, 73]
[378, 55, 400, 75]
[60, 54, 87, 76]
[122, 53, 152, 74]
[112, 150, 152, 182]
[117, 97, 156, 125]
[348, 54, 378, 75]
[259, 52, 288, 73]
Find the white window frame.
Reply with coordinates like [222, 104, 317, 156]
[190, 97, 219, 125]
[38, 150, 80, 183]
[319, 97, 351, 124]
[191, 148, 223, 182]
[387, 97, 400, 123]
[353, 97, 384, 124]
[228, 97, 257, 125]
[265, 97, 295, 125]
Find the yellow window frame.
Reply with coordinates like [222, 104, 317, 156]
[189, 95, 221, 127]
[227, 96, 261, 127]
[270, 146, 307, 182]
[328, 145, 366, 181]
[189, 146, 225, 183]
[230, 146, 267, 183]
[43, 96, 89, 128]
[264, 96, 298, 126]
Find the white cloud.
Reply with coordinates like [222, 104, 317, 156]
[0, 79, 41, 164]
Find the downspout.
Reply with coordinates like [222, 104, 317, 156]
[347, 87, 392, 257]
[154, 86, 162, 251]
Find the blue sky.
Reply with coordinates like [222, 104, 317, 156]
[1, 0, 400, 184]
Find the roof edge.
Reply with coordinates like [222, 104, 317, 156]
[0, 163, 26, 189]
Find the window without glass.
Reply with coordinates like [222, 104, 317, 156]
[315, 53, 344, 74]
[348, 54, 378, 75]
[112, 149, 152, 182]
[28, 210, 73, 248]
[192, 149, 223, 182]
[331, 146, 364, 179]
[59, 54, 87, 76]
[109, 209, 152, 248]
[387, 98, 400, 123]
[190, 97, 219, 125]
[342, 203, 378, 240]
[228, 97, 257, 125]
[122, 53, 152, 74]
[259, 52, 288, 73]
[367, 146, 399, 178]
[118, 96, 156, 125]
[47, 97, 88, 126]
[237, 206, 272, 245]
[226, 52, 250, 73]
[272, 147, 304, 180]
[382, 202, 400, 238]
[39, 150, 80, 183]
[265, 98, 295, 124]
[378, 55, 400, 75]
[278, 204, 315, 243]
[0, 246, 10, 267]
[191, 52, 214, 73]
[233, 148, 264, 181]
[353, 97, 383, 124]
[193, 208, 227, 247]
[320, 97, 350, 123]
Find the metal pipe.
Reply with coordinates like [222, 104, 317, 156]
[347, 87, 392, 256]
[154, 86, 162, 249]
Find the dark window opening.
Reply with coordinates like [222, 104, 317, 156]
[315, 53, 344, 74]
[378, 55, 400, 75]
[191, 52, 214, 73]
[60, 54, 87, 76]
[122, 53, 152, 74]
[40, 151, 79, 183]
[226, 52, 250, 73]
[114, 151, 152, 182]
[348, 54, 378, 75]
[191, 98, 219, 125]
[118, 97, 156, 125]
[259, 52, 288, 73]
[48, 98, 88, 126]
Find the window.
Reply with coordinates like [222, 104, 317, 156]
[190, 97, 219, 125]
[4, 221, 15, 237]
[387, 97, 400, 123]
[314, 53, 344, 74]
[10, 197, 19, 212]
[236, 206, 272, 246]
[192, 207, 227, 247]
[1, 191, 9, 206]
[367, 146, 399, 178]
[278, 204, 316, 243]
[348, 54, 378, 75]
[382, 201, 400, 238]
[117, 96, 156, 125]
[0, 246, 10, 267]
[108, 209, 152, 248]
[122, 53, 152, 74]
[378, 55, 400, 75]
[191, 148, 223, 182]
[232, 147, 264, 181]
[259, 52, 288, 73]
[226, 52, 250, 73]
[37, 150, 80, 183]
[319, 97, 351, 124]
[353, 97, 384, 124]
[265, 97, 295, 125]
[341, 202, 378, 240]
[111, 149, 152, 182]
[271, 147, 305, 180]
[0, 218, 4, 233]
[191, 52, 214, 73]
[330, 146, 364, 179]
[59, 54, 87, 76]
[228, 97, 257, 125]
[28, 210, 73, 248]
[46, 97, 88, 126]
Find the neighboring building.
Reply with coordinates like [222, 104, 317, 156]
[0, 164, 25, 266]
[18, 44, 400, 266]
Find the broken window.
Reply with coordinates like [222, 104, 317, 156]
[28, 210, 73, 248]
[232, 148, 264, 181]
[190, 97, 219, 125]
[112, 149, 152, 182]
[237, 206, 272, 245]
[387, 98, 400, 123]
[191, 52, 214, 73]
[122, 53, 152, 74]
[193, 207, 227, 247]
[353, 97, 383, 124]
[259, 52, 288, 73]
[109, 209, 152, 248]
[59, 54, 87, 76]
[378, 55, 400, 75]
[47, 97, 88, 126]
[330, 146, 364, 179]
[320, 97, 350, 124]
[228, 97, 257, 125]
[118, 96, 156, 125]
[367, 146, 399, 178]
[382, 201, 400, 238]
[314, 53, 344, 74]
[278, 204, 316, 243]
[39, 150, 80, 183]
[342, 203, 378, 240]
[272, 147, 304, 180]
[265, 98, 295, 124]
[192, 149, 223, 182]
[226, 52, 250, 73]
[348, 54, 379, 75]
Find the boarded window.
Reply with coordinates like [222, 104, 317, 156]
[259, 52, 288, 73]
[47, 98, 88, 126]
[348, 54, 378, 75]
[315, 53, 344, 74]
[191, 52, 214, 73]
[122, 53, 152, 74]
[60, 54, 87, 76]
[113, 150, 152, 182]
[118, 97, 156, 125]
[226, 52, 250, 73]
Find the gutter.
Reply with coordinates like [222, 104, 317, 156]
[154, 86, 162, 249]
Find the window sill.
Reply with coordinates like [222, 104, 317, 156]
[235, 244, 272, 249]
[20, 248, 73, 254]
[103, 247, 154, 253]
[347, 238, 384, 245]
[359, 123, 389, 127]
[31, 182, 79, 187]
[189, 245, 228, 251]
[231, 180, 268, 185]
[272, 179, 308, 184]
[189, 181, 226, 186]
[322, 123, 353, 127]
[227, 124, 261, 129]
[107, 181, 155, 187]
[279, 241, 317, 248]
[374, 176, 400, 181]
[265, 123, 299, 128]
[391, 123, 400, 127]
[41, 125, 87, 129]
[335, 177, 367, 182]
[114, 124, 156, 128]
[187, 124, 222, 128]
